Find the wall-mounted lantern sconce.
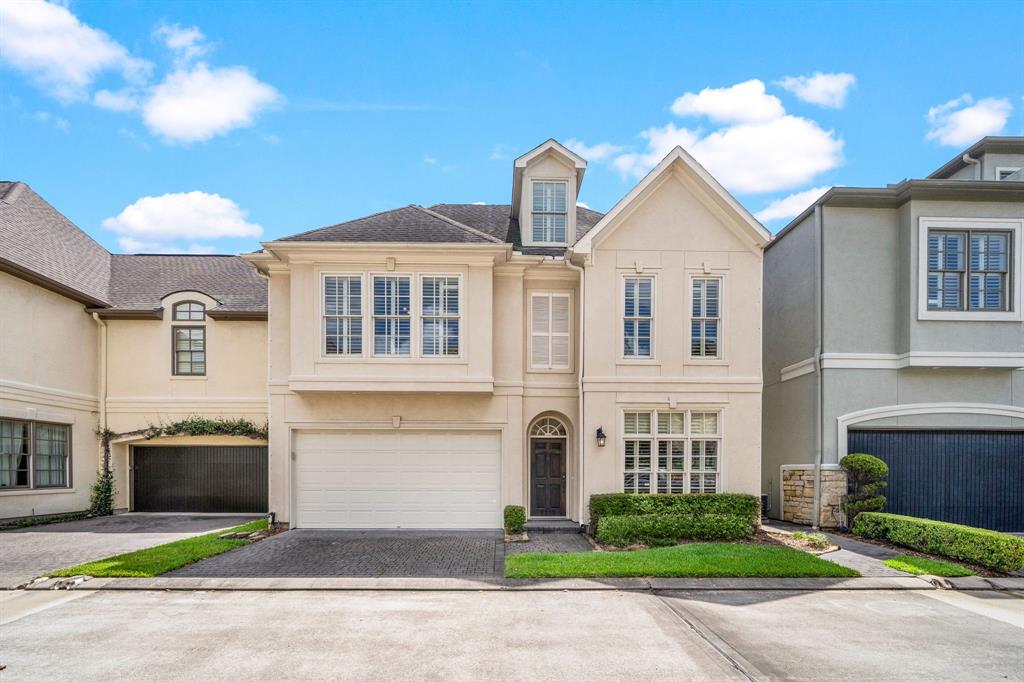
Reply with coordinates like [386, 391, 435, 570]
[595, 426, 607, 447]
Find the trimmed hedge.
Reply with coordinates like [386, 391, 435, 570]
[589, 493, 760, 532]
[596, 513, 754, 546]
[852, 512, 1024, 573]
[503, 505, 526, 534]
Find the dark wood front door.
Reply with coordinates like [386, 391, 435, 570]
[531, 439, 566, 517]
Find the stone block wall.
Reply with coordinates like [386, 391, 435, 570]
[781, 466, 847, 528]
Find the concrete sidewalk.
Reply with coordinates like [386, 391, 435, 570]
[27, 574, 1024, 592]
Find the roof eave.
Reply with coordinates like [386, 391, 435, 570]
[0, 257, 109, 308]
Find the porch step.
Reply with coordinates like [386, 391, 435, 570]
[524, 519, 584, 534]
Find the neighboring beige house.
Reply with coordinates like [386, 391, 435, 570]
[246, 140, 769, 528]
[0, 182, 268, 520]
[1, 139, 767, 528]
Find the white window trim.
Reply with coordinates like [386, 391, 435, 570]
[529, 291, 572, 371]
[321, 272, 365, 358]
[917, 217, 1023, 321]
[687, 273, 727, 364]
[370, 273, 415, 358]
[620, 408, 724, 495]
[523, 178, 571, 247]
[995, 166, 1021, 181]
[419, 273, 464, 359]
[620, 273, 656, 361]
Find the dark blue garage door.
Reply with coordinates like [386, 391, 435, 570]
[847, 430, 1023, 532]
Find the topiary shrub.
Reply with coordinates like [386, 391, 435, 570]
[589, 493, 760, 534]
[596, 513, 754, 546]
[840, 453, 888, 526]
[852, 512, 1024, 573]
[503, 505, 526, 534]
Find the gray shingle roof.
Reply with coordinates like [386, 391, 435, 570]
[280, 205, 504, 244]
[0, 181, 266, 314]
[429, 203, 604, 252]
[106, 254, 267, 313]
[0, 181, 111, 303]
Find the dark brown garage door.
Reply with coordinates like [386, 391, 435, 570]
[133, 446, 268, 513]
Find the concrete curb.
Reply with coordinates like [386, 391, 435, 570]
[25, 574, 1024, 592]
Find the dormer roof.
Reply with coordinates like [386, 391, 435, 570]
[511, 139, 587, 219]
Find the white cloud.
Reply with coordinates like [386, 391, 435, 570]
[154, 22, 207, 64]
[423, 156, 438, 165]
[103, 191, 263, 244]
[926, 94, 1012, 147]
[118, 236, 217, 254]
[32, 110, 70, 133]
[471, 201, 486, 205]
[776, 72, 856, 108]
[0, 0, 151, 101]
[489, 143, 512, 161]
[564, 139, 625, 161]
[142, 63, 280, 142]
[670, 79, 784, 124]
[754, 186, 830, 223]
[94, 88, 138, 111]
[576, 201, 590, 209]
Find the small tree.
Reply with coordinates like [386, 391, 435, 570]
[840, 453, 888, 527]
[90, 428, 117, 516]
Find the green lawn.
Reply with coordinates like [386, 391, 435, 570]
[505, 543, 861, 579]
[883, 555, 975, 577]
[50, 518, 268, 578]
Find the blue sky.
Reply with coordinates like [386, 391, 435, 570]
[1, 0, 1022, 255]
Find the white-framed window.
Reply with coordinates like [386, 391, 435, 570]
[622, 410, 721, 494]
[323, 275, 363, 356]
[0, 419, 70, 489]
[421, 275, 460, 356]
[530, 292, 571, 369]
[623, 276, 653, 358]
[918, 218, 1023, 321]
[691, 278, 721, 358]
[531, 181, 568, 243]
[372, 275, 412, 356]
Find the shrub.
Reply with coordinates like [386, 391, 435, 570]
[852, 512, 1024, 574]
[503, 505, 526, 534]
[89, 467, 116, 516]
[589, 493, 760, 532]
[841, 453, 888, 525]
[596, 513, 755, 546]
[792, 531, 830, 550]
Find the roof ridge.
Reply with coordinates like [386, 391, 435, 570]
[280, 204, 418, 241]
[413, 204, 504, 243]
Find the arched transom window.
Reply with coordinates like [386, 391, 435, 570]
[173, 301, 206, 321]
[530, 417, 567, 438]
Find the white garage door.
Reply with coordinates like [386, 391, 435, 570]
[293, 430, 501, 529]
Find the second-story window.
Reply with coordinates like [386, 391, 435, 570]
[421, 276, 460, 356]
[173, 327, 205, 375]
[623, 276, 653, 358]
[531, 293, 571, 369]
[691, 278, 721, 358]
[373, 275, 411, 356]
[927, 230, 1009, 311]
[532, 181, 568, 243]
[173, 301, 205, 321]
[324, 275, 362, 355]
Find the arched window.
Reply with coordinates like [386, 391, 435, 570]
[530, 417, 567, 438]
[173, 301, 206, 321]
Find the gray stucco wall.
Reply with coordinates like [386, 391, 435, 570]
[763, 372, 817, 515]
[763, 213, 817, 379]
[945, 152, 1024, 180]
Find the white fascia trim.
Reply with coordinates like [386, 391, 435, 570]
[779, 357, 816, 382]
[916, 217, 1024, 321]
[821, 352, 1024, 370]
[837, 402, 1024, 458]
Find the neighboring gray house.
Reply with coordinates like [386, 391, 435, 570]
[763, 137, 1024, 532]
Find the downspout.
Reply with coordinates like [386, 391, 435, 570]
[962, 153, 981, 181]
[565, 257, 586, 526]
[811, 204, 824, 530]
[91, 313, 107, 433]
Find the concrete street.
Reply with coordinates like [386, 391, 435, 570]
[1, 588, 1021, 681]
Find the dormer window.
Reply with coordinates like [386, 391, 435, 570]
[173, 301, 205, 321]
[532, 181, 568, 243]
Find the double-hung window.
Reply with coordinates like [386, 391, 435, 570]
[531, 293, 571, 369]
[623, 276, 653, 358]
[324, 275, 363, 355]
[532, 181, 568, 243]
[173, 327, 206, 375]
[622, 410, 721, 494]
[421, 276, 460, 356]
[0, 419, 70, 489]
[927, 230, 1010, 312]
[691, 278, 721, 358]
[373, 275, 411, 356]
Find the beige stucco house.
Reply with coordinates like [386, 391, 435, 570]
[0, 182, 268, 520]
[1, 139, 768, 528]
[246, 140, 769, 528]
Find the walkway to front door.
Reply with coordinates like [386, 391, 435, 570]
[531, 438, 566, 517]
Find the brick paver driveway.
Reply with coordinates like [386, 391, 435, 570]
[170, 530, 591, 578]
[0, 514, 258, 588]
